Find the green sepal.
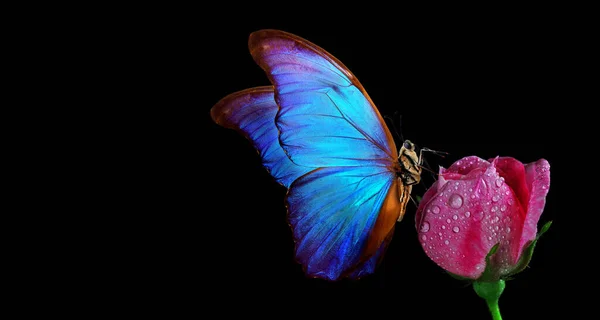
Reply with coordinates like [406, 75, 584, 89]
[507, 220, 552, 276]
[473, 279, 506, 302]
[477, 243, 500, 282]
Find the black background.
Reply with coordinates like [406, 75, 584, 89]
[185, 16, 582, 319]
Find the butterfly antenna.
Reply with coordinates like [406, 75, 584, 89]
[396, 114, 405, 142]
[384, 112, 404, 143]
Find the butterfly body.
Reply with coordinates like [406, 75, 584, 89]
[211, 30, 421, 280]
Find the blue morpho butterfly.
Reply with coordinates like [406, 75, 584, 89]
[211, 29, 424, 281]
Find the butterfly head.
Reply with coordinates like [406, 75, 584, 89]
[397, 140, 422, 186]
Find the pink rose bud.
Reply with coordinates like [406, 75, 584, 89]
[415, 156, 550, 279]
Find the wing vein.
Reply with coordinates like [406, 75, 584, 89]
[262, 52, 351, 85]
[323, 90, 393, 159]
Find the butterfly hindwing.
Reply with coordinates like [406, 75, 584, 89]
[210, 86, 312, 188]
[287, 166, 396, 280]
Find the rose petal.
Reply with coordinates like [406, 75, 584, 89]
[440, 172, 463, 180]
[518, 159, 551, 254]
[445, 156, 489, 175]
[415, 175, 447, 229]
[493, 157, 530, 219]
[418, 176, 482, 278]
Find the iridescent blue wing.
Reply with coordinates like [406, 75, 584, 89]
[249, 30, 403, 280]
[210, 86, 312, 188]
[249, 29, 398, 167]
[348, 225, 396, 279]
[287, 166, 400, 280]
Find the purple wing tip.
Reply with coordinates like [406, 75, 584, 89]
[210, 86, 274, 127]
[248, 29, 288, 51]
[248, 29, 359, 96]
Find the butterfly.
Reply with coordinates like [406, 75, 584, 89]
[211, 29, 423, 281]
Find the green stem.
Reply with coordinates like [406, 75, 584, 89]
[474, 280, 505, 320]
[485, 297, 502, 320]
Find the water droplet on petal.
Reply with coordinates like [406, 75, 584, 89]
[420, 221, 430, 232]
[505, 190, 510, 195]
[446, 218, 451, 223]
[542, 185, 547, 190]
[444, 240, 450, 245]
[442, 225, 446, 229]
[431, 205, 440, 214]
[507, 227, 511, 233]
[500, 205, 507, 212]
[465, 211, 471, 218]
[452, 226, 460, 233]
[474, 211, 484, 221]
[492, 195, 500, 202]
[479, 179, 487, 192]
[448, 194, 464, 209]
[488, 236, 492, 241]
[421, 234, 427, 241]
[452, 214, 458, 220]
[495, 178, 504, 187]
